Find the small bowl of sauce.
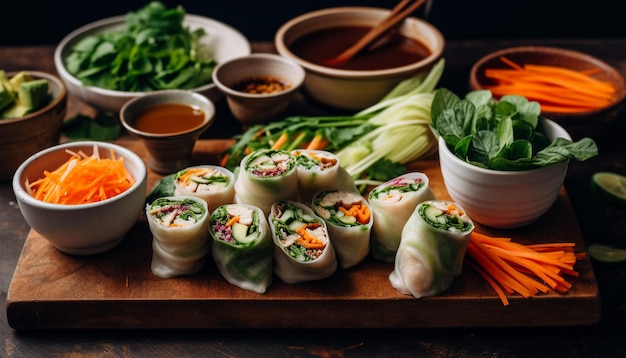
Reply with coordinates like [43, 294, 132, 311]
[212, 53, 305, 126]
[120, 90, 215, 174]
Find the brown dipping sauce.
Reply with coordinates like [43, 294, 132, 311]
[289, 26, 431, 70]
[132, 103, 205, 134]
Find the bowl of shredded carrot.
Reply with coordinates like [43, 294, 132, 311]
[12, 141, 147, 255]
[469, 46, 626, 140]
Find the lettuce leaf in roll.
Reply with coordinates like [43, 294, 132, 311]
[368, 172, 435, 262]
[269, 201, 337, 283]
[389, 200, 474, 298]
[209, 204, 273, 294]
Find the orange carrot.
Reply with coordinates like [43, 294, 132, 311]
[483, 56, 617, 113]
[296, 223, 326, 249]
[225, 215, 240, 227]
[464, 231, 583, 306]
[28, 146, 135, 205]
[271, 132, 289, 150]
[305, 133, 327, 150]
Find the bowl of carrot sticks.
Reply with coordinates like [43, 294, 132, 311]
[12, 141, 148, 255]
[469, 46, 626, 140]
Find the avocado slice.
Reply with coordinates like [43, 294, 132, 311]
[8, 71, 33, 89]
[1, 102, 32, 119]
[18, 79, 49, 109]
[0, 71, 16, 111]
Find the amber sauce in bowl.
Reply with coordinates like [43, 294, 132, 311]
[289, 25, 431, 71]
[132, 103, 206, 134]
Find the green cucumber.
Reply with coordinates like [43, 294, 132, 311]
[232, 222, 256, 244]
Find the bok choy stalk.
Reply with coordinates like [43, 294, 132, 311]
[221, 59, 445, 188]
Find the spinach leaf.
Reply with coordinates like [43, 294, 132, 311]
[64, 1, 216, 92]
[431, 88, 598, 170]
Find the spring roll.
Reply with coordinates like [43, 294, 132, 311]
[173, 165, 235, 212]
[269, 200, 337, 283]
[234, 149, 298, 215]
[291, 149, 357, 203]
[209, 204, 273, 294]
[146, 196, 210, 278]
[311, 190, 372, 269]
[368, 172, 435, 262]
[389, 200, 474, 298]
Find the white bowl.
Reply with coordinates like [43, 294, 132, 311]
[438, 119, 571, 229]
[275, 6, 445, 111]
[212, 53, 305, 125]
[13, 141, 148, 255]
[54, 14, 251, 113]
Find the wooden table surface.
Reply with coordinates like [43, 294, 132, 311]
[2, 40, 626, 357]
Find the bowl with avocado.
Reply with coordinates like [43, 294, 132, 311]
[0, 70, 68, 181]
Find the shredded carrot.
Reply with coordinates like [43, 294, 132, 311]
[296, 223, 326, 249]
[464, 231, 583, 306]
[338, 203, 371, 225]
[483, 56, 617, 113]
[28, 146, 135, 205]
[225, 215, 240, 227]
[305, 133, 328, 150]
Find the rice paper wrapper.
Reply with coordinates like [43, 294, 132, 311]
[312, 190, 372, 269]
[368, 172, 435, 262]
[389, 200, 474, 298]
[146, 196, 210, 278]
[269, 201, 337, 284]
[234, 149, 298, 215]
[209, 204, 273, 294]
[173, 165, 235, 213]
[292, 149, 357, 203]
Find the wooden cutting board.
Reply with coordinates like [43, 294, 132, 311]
[6, 139, 601, 330]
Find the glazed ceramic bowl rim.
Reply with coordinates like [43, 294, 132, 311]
[437, 118, 572, 175]
[119, 89, 216, 139]
[53, 14, 251, 101]
[13, 141, 147, 210]
[0, 71, 67, 125]
[274, 6, 445, 79]
[212, 53, 306, 99]
[469, 45, 626, 117]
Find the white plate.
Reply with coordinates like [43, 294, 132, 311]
[54, 14, 251, 113]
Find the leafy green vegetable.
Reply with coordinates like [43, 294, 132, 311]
[64, 1, 216, 92]
[145, 173, 175, 204]
[431, 88, 598, 170]
[62, 112, 121, 140]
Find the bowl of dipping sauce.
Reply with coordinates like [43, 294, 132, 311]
[212, 53, 305, 126]
[275, 6, 445, 111]
[120, 90, 215, 174]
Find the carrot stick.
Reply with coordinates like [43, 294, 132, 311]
[465, 260, 510, 306]
[271, 132, 289, 150]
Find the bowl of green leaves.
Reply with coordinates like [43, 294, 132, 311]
[54, 1, 250, 114]
[432, 88, 599, 229]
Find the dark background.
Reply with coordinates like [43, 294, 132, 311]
[0, 0, 623, 46]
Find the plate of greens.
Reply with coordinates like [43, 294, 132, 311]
[54, 1, 251, 113]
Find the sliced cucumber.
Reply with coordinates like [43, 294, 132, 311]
[231, 222, 254, 244]
[288, 219, 305, 232]
[423, 204, 443, 223]
[338, 214, 357, 225]
[279, 209, 295, 224]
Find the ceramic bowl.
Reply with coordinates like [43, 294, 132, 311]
[438, 118, 572, 229]
[120, 90, 216, 175]
[469, 46, 626, 140]
[212, 53, 305, 125]
[54, 14, 251, 113]
[12, 141, 147, 255]
[0, 71, 67, 181]
[275, 6, 445, 111]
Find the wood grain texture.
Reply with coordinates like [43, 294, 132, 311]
[6, 138, 601, 330]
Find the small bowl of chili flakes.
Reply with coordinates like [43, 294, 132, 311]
[212, 53, 305, 126]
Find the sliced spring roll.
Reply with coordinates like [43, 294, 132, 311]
[269, 200, 337, 283]
[146, 196, 210, 278]
[173, 165, 235, 212]
[209, 204, 273, 294]
[234, 149, 298, 215]
[368, 172, 435, 262]
[291, 149, 357, 203]
[311, 190, 372, 269]
[389, 200, 474, 298]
